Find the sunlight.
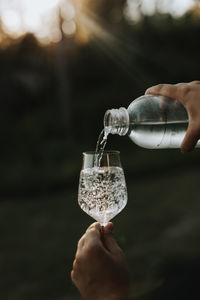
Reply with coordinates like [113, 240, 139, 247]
[125, 0, 196, 22]
[2, 10, 23, 36]
[156, 0, 195, 16]
[61, 1, 76, 21]
[62, 20, 76, 36]
[0, 0, 78, 44]
[0, 0, 198, 45]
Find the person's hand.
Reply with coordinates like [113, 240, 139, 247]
[145, 81, 200, 153]
[71, 222, 130, 300]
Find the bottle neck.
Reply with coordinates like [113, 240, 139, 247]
[104, 107, 129, 136]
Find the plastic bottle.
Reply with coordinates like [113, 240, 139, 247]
[104, 94, 200, 149]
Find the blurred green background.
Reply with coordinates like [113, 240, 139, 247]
[1, 0, 200, 299]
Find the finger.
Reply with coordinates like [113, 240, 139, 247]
[84, 223, 102, 246]
[102, 223, 122, 254]
[104, 222, 114, 233]
[75, 234, 86, 258]
[145, 84, 180, 99]
[77, 234, 86, 249]
[86, 222, 101, 238]
[71, 269, 75, 282]
[86, 222, 101, 233]
[77, 222, 101, 250]
[76, 224, 103, 259]
[72, 258, 77, 270]
[181, 123, 200, 153]
[100, 222, 113, 249]
[72, 256, 82, 271]
[71, 269, 78, 283]
[189, 80, 200, 85]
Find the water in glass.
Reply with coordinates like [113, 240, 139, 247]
[78, 151, 127, 226]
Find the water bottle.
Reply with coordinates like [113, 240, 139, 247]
[104, 94, 200, 149]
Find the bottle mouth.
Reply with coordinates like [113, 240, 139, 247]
[104, 108, 129, 136]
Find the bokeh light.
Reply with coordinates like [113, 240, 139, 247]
[62, 20, 76, 36]
[61, 1, 76, 21]
[0, 0, 78, 44]
[1, 10, 23, 36]
[125, 0, 196, 22]
[0, 0, 198, 44]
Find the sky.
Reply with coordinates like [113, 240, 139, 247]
[0, 0, 197, 44]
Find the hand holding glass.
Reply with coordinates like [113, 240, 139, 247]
[78, 151, 128, 226]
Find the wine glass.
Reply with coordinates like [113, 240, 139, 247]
[78, 150, 128, 226]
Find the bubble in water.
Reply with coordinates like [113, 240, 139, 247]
[78, 166, 127, 226]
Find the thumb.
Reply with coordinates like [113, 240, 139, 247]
[102, 222, 122, 254]
[181, 122, 200, 153]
